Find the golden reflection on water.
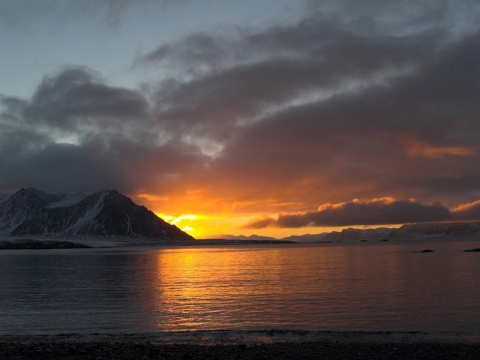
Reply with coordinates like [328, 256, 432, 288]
[152, 246, 339, 330]
[155, 248, 264, 329]
[143, 242, 480, 332]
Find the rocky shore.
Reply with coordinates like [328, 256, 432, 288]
[0, 239, 91, 249]
[1, 340, 480, 359]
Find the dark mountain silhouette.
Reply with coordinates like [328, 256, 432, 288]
[0, 188, 193, 241]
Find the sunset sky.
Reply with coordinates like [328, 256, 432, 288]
[1, 0, 479, 238]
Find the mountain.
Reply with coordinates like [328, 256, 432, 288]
[282, 233, 327, 242]
[391, 221, 480, 239]
[0, 188, 193, 241]
[282, 222, 480, 243]
[321, 227, 392, 242]
[0, 193, 9, 203]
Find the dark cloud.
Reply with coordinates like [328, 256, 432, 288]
[0, 67, 204, 195]
[139, 7, 441, 72]
[0, 142, 120, 192]
[25, 67, 149, 131]
[202, 28, 480, 208]
[245, 198, 452, 228]
[143, 14, 443, 162]
[138, 33, 232, 74]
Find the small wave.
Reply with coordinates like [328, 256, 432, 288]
[2, 329, 479, 345]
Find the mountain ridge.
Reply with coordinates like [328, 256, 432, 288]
[2, 188, 478, 243]
[208, 221, 480, 242]
[0, 188, 193, 241]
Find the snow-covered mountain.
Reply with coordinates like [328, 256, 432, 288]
[0, 188, 193, 241]
[283, 222, 480, 243]
[321, 227, 392, 242]
[282, 233, 327, 242]
[391, 221, 480, 239]
[0, 193, 9, 203]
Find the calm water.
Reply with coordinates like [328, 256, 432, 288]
[1, 240, 480, 337]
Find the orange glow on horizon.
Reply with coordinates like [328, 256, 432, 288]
[154, 209, 401, 239]
[138, 192, 404, 239]
[135, 190, 322, 238]
[155, 211, 260, 238]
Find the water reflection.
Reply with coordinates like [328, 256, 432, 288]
[147, 242, 480, 333]
[153, 247, 289, 330]
[1, 241, 480, 335]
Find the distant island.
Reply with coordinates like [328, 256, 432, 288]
[0, 239, 91, 250]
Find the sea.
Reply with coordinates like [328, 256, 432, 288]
[1, 239, 480, 342]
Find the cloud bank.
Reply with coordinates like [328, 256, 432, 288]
[244, 198, 453, 228]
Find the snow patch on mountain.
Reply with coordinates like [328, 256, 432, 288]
[67, 191, 108, 234]
[280, 222, 480, 243]
[392, 221, 480, 239]
[46, 193, 86, 208]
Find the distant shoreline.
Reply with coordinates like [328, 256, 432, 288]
[1, 235, 480, 250]
[0, 239, 91, 249]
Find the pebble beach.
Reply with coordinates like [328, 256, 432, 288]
[1, 340, 480, 359]
[2, 332, 480, 360]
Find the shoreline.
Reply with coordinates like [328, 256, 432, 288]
[2, 329, 480, 345]
[1, 235, 479, 250]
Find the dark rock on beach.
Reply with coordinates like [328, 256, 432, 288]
[463, 248, 480, 252]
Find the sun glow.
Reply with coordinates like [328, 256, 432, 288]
[154, 211, 266, 239]
[139, 191, 411, 240]
[155, 212, 223, 238]
[162, 214, 198, 226]
[153, 209, 351, 239]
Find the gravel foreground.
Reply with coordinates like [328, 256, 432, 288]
[1, 341, 480, 359]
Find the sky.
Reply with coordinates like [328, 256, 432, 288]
[1, 0, 480, 239]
